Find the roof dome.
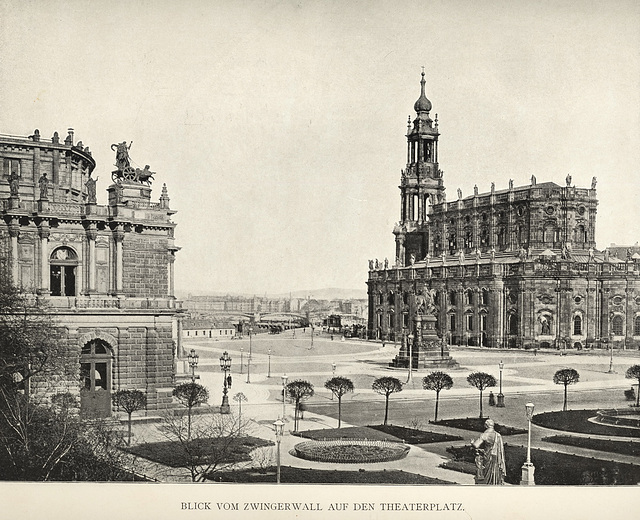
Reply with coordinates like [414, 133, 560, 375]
[413, 72, 432, 113]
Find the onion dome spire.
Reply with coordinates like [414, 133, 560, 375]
[413, 70, 432, 114]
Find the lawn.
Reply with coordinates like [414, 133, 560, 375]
[128, 436, 273, 467]
[433, 417, 526, 435]
[532, 409, 640, 438]
[209, 465, 454, 484]
[444, 444, 640, 485]
[542, 435, 640, 457]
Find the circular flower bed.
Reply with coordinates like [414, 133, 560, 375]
[292, 439, 409, 464]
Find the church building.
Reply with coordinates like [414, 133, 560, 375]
[367, 74, 640, 352]
[1, 129, 182, 417]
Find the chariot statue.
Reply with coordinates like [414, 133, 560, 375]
[110, 141, 155, 185]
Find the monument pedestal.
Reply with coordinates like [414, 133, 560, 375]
[390, 313, 458, 369]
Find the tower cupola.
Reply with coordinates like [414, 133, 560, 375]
[413, 71, 432, 114]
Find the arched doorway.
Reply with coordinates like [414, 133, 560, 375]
[80, 339, 112, 418]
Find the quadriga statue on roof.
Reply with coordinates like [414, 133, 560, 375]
[111, 141, 132, 171]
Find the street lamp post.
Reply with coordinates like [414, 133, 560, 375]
[521, 402, 535, 485]
[188, 349, 199, 382]
[273, 418, 285, 484]
[246, 352, 251, 384]
[331, 363, 336, 400]
[219, 351, 232, 414]
[281, 373, 288, 420]
[407, 334, 414, 383]
[497, 361, 505, 407]
[240, 347, 244, 374]
[268, 348, 272, 378]
[608, 341, 614, 373]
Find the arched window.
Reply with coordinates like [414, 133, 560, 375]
[482, 289, 489, 305]
[497, 227, 506, 248]
[612, 315, 624, 336]
[50, 246, 78, 296]
[448, 233, 457, 254]
[449, 314, 456, 331]
[634, 315, 640, 336]
[575, 225, 586, 244]
[449, 290, 457, 306]
[388, 291, 395, 306]
[573, 315, 582, 335]
[466, 289, 474, 305]
[378, 292, 384, 305]
[508, 314, 518, 335]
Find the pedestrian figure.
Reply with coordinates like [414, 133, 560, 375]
[488, 391, 496, 406]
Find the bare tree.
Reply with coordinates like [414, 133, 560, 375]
[422, 371, 454, 422]
[371, 376, 403, 426]
[466, 372, 497, 418]
[625, 365, 640, 407]
[233, 392, 247, 420]
[553, 368, 580, 411]
[112, 389, 147, 445]
[324, 376, 354, 428]
[285, 380, 314, 432]
[157, 412, 251, 482]
[173, 383, 209, 440]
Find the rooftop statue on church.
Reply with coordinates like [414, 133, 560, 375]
[111, 141, 155, 185]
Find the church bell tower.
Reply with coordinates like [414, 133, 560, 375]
[394, 71, 445, 266]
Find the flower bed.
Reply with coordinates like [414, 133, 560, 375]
[292, 439, 410, 464]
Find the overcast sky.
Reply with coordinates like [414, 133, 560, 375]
[1, 0, 638, 296]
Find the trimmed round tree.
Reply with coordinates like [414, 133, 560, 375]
[553, 368, 580, 411]
[466, 372, 497, 418]
[112, 389, 147, 445]
[422, 371, 454, 422]
[324, 376, 354, 428]
[372, 376, 403, 426]
[625, 365, 640, 407]
[285, 380, 315, 432]
[173, 382, 209, 440]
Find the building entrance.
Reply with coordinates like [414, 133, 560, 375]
[80, 339, 112, 418]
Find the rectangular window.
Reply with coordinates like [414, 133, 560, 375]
[466, 315, 474, 331]
[481, 315, 488, 331]
[450, 314, 456, 331]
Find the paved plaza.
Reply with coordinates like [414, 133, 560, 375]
[128, 331, 640, 483]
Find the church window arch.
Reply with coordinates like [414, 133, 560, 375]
[388, 291, 395, 306]
[611, 314, 624, 336]
[573, 314, 583, 335]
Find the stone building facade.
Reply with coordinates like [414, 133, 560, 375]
[368, 74, 640, 351]
[1, 129, 182, 417]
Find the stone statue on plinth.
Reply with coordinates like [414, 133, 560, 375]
[471, 419, 506, 485]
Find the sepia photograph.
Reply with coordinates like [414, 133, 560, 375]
[0, 1, 639, 518]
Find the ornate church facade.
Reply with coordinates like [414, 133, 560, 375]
[1, 129, 182, 417]
[367, 74, 640, 351]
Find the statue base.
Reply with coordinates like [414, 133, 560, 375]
[390, 314, 458, 369]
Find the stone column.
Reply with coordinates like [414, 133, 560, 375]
[38, 223, 50, 294]
[9, 221, 20, 285]
[113, 227, 125, 295]
[168, 251, 175, 298]
[84, 224, 96, 294]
